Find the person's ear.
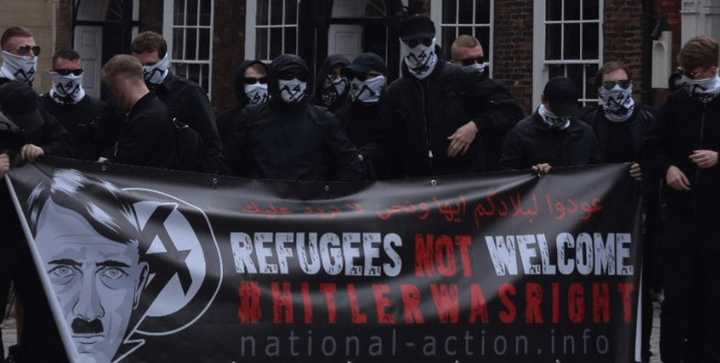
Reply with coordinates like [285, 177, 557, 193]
[133, 262, 150, 309]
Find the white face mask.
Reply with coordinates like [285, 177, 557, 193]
[538, 104, 571, 130]
[49, 72, 86, 105]
[401, 38, 438, 80]
[320, 75, 348, 106]
[467, 62, 488, 75]
[349, 75, 385, 103]
[599, 83, 635, 122]
[244, 83, 268, 105]
[278, 78, 307, 103]
[682, 75, 720, 103]
[142, 53, 170, 85]
[1, 50, 38, 86]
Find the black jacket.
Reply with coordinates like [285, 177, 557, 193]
[221, 54, 363, 181]
[113, 92, 177, 169]
[365, 59, 524, 177]
[216, 60, 269, 148]
[154, 71, 222, 172]
[583, 104, 656, 163]
[643, 90, 720, 215]
[500, 111, 601, 170]
[41, 94, 123, 160]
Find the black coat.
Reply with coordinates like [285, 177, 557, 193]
[643, 90, 720, 215]
[113, 92, 177, 169]
[500, 111, 601, 170]
[366, 60, 524, 177]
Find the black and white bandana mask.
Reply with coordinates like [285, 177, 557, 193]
[599, 83, 635, 122]
[682, 75, 720, 104]
[49, 72, 85, 105]
[142, 53, 170, 85]
[538, 104, 571, 130]
[466, 62, 488, 76]
[320, 75, 348, 106]
[278, 78, 307, 103]
[1, 51, 38, 86]
[401, 38, 438, 80]
[244, 83, 268, 105]
[349, 75, 385, 103]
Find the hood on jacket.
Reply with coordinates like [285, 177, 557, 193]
[268, 54, 310, 101]
[233, 60, 269, 107]
[313, 54, 350, 105]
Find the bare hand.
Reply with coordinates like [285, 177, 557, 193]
[689, 149, 718, 169]
[446, 121, 478, 157]
[20, 144, 44, 163]
[0, 154, 9, 178]
[666, 165, 690, 191]
[532, 163, 552, 175]
[629, 162, 642, 181]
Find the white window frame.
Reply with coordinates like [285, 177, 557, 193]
[430, 0, 494, 77]
[532, 0, 603, 109]
[245, 0, 300, 62]
[162, 0, 214, 97]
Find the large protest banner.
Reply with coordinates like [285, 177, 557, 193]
[6, 157, 641, 363]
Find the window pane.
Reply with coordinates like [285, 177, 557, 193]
[567, 63, 584, 93]
[257, 0, 269, 25]
[174, 0, 185, 25]
[549, 64, 565, 78]
[187, 0, 198, 26]
[442, 28, 456, 59]
[199, 28, 210, 60]
[285, 27, 297, 54]
[443, 0, 457, 24]
[189, 63, 200, 84]
[546, 24, 561, 60]
[459, 0, 473, 24]
[285, 0, 297, 24]
[547, 0, 562, 21]
[270, 27, 283, 58]
[564, 0, 580, 21]
[586, 64, 599, 98]
[475, 0, 491, 24]
[583, 0, 599, 20]
[200, 0, 211, 25]
[475, 26, 490, 59]
[582, 23, 599, 60]
[175, 63, 187, 78]
[186, 28, 197, 59]
[459, 26, 473, 38]
[201, 65, 210, 91]
[270, 0, 283, 25]
[563, 23, 580, 59]
[256, 28, 268, 59]
[173, 28, 185, 59]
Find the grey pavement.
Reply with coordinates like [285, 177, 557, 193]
[1, 302, 664, 362]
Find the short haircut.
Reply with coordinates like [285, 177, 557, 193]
[678, 35, 719, 71]
[27, 169, 141, 245]
[52, 49, 81, 68]
[102, 54, 144, 87]
[1, 26, 33, 50]
[247, 62, 268, 76]
[131, 31, 168, 58]
[451, 35, 481, 57]
[594, 61, 633, 90]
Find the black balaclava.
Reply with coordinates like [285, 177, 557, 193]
[313, 54, 350, 111]
[233, 60, 269, 109]
[268, 54, 311, 110]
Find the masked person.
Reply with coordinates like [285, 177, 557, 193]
[220, 54, 363, 181]
[41, 49, 123, 161]
[313, 54, 350, 113]
[131, 31, 222, 173]
[642, 36, 720, 363]
[0, 26, 38, 86]
[450, 34, 488, 76]
[216, 60, 269, 147]
[361, 15, 524, 177]
[500, 76, 601, 174]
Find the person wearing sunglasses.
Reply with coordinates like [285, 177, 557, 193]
[220, 54, 362, 182]
[0, 26, 39, 86]
[642, 36, 720, 363]
[365, 15, 523, 177]
[450, 35, 488, 75]
[216, 60, 269, 148]
[40, 49, 124, 162]
[131, 31, 222, 173]
[312, 54, 350, 112]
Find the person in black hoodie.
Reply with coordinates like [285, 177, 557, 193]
[312, 54, 350, 113]
[643, 36, 720, 363]
[362, 15, 524, 177]
[221, 54, 363, 181]
[216, 60, 268, 147]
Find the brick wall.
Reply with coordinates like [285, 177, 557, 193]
[494, 0, 535, 114]
[654, 0, 682, 103]
[212, 0, 246, 115]
[603, 0, 645, 103]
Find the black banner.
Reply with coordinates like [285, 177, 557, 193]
[7, 158, 641, 363]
